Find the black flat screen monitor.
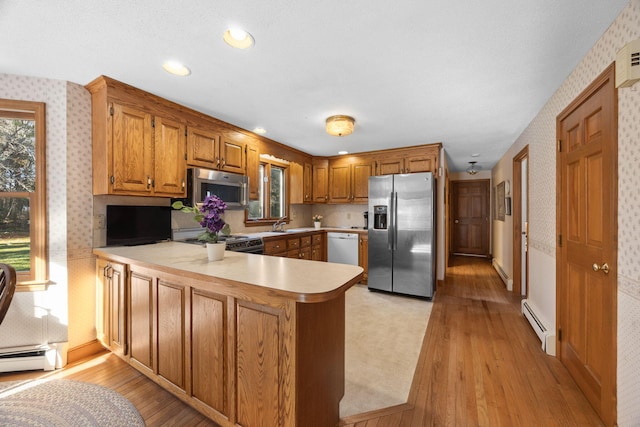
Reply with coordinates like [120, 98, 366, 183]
[106, 205, 171, 246]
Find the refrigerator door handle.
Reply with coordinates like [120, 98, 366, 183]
[393, 192, 398, 251]
[388, 192, 394, 251]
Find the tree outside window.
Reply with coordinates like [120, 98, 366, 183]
[0, 99, 47, 286]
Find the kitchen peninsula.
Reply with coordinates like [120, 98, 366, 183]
[94, 242, 363, 427]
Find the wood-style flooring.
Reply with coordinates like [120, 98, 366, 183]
[0, 256, 603, 426]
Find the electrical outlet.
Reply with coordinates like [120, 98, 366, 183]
[94, 214, 106, 229]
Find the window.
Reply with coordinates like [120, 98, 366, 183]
[0, 99, 47, 286]
[247, 159, 288, 223]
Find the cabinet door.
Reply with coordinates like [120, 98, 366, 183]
[289, 162, 304, 204]
[377, 157, 404, 175]
[312, 159, 329, 203]
[352, 161, 372, 202]
[157, 279, 186, 390]
[236, 301, 283, 427]
[129, 270, 154, 372]
[220, 137, 245, 174]
[405, 154, 436, 174]
[246, 141, 260, 200]
[359, 234, 368, 284]
[187, 126, 219, 168]
[154, 117, 186, 196]
[303, 162, 313, 202]
[329, 161, 351, 203]
[109, 262, 127, 357]
[191, 289, 227, 415]
[111, 103, 153, 193]
[95, 259, 109, 348]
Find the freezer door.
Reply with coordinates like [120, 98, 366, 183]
[393, 172, 435, 298]
[367, 175, 393, 292]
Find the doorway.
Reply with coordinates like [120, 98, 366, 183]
[512, 147, 529, 297]
[556, 63, 617, 426]
[450, 180, 490, 257]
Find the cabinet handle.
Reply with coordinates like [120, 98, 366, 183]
[216, 157, 220, 167]
[221, 158, 226, 168]
[182, 179, 185, 189]
[147, 176, 151, 189]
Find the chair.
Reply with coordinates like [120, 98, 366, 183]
[0, 263, 17, 325]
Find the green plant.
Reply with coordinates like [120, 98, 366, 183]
[172, 195, 230, 243]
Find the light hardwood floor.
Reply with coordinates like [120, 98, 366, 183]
[0, 256, 603, 426]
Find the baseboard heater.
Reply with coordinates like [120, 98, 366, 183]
[0, 344, 65, 373]
[492, 259, 513, 291]
[521, 300, 555, 356]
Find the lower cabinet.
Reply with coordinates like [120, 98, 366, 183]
[264, 231, 326, 261]
[96, 259, 127, 358]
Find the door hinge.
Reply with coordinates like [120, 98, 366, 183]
[557, 139, 562, 152]
[558, 327, 562, 342]
[558, 234, 562, 247]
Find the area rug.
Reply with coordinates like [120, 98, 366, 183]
[0, 378, 145, 426]
[340, 284, 433, 417]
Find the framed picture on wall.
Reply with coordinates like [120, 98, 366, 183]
[496, 181, 505, 221]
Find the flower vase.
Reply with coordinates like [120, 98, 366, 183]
[206, 242, 226, 261]
[314, 221, 321, 229]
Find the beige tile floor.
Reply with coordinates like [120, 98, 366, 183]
[340, 284, 433, 417]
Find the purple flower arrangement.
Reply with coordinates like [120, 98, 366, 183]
[172, 195, 231, 243]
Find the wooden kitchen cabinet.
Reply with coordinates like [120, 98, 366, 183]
[311, 233, 325, 261]
[374, 144, 441, 176]
[246, 140, 260, 200]
[186, 126, 246, 175]
[312, 158, 329, 203]
[291, 162, 314, 204]
[264, 232, 325, 261]
[96, 259, 127, 358]
[87, 77, 186, 197]
[328, 156, 373, 203]
[303, 162, 313, 203]
[359, 233, 368, 284]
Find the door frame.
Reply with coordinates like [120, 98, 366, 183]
[512, 146, 529, 297]
[555, 63, 617, 426]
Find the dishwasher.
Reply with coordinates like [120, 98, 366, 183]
[327, 232, 359, 265]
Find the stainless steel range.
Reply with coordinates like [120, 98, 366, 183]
[172, 228, 264, 254]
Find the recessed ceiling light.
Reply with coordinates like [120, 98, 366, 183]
[471, 153, 480, 157]
[162, 60, 191, 76]
[253, 127, 266, 135]
[223, 28, 254, 49]
[338, 151, 349, 155]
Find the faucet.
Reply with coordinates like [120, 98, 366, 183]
[272, 217, 287, 232]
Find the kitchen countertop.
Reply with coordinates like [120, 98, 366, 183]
[94, 241, 363, 303]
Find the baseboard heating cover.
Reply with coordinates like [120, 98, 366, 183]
[492, 259, 513, 291]
[521, 300, 555, 355]
[0, 343, 67, 373]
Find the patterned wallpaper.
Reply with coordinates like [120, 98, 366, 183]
[492, 1, 640, 425]
[0, 73, 69, 347]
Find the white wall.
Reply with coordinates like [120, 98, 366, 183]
[490, 1, 640, 424]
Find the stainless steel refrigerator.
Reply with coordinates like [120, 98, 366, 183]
[367, 172, 435, 298]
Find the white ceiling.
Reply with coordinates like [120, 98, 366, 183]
[0, 0, 628, 172]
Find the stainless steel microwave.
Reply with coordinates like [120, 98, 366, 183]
[186, 167, 249, 209]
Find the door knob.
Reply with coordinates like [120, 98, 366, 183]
[592, 263, 610, 274]
[454, 220, 459, 224]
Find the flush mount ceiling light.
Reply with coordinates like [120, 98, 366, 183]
[252, 127, 266, 135]
[338, 150, 349, 155]
[466, 161, 480, 175]
[326, 115, 355, 137]
[162, 60, 191, 76]
[223, 28, 254, 49]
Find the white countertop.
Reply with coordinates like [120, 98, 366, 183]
[94, 241, 363, 302]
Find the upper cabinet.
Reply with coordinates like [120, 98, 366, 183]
[374, 144, 441, 176]
[246, 140, 260, 200]
[328, 156, 373, 204]
[186, 126, 246, 174]
[88, 77, 187, 197]
[312, 158, 329, 203]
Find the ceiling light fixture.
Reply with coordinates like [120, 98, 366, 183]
[338, 150, 349, 155]
[162, 60, 191, 76]
[326, 115, 355, 137]
[253, 127, 266, 135]
[223, 28, 254, 49]
[466, 161, 480, 175]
